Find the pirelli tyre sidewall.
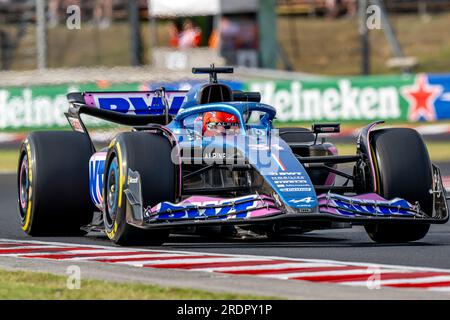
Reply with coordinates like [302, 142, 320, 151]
[18, 131, 95, 236]
[364, 128, 432, 243]
[103, 132, 175, 245]
[18, 138, 35, 234]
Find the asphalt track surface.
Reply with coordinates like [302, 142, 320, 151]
[1, 165, 450, 271]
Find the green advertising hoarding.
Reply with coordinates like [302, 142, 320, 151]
[0, 82, 141, 130]
[245, 73, 450, 123]
[0, 72, 449, 131]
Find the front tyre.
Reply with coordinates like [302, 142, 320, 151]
[103, 132, 175, 245]
[364, 128, 432, 243]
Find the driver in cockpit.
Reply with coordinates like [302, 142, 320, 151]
[202, 111, 240, 137]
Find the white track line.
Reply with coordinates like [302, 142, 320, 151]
[116, 257, 255, 267]
[20, 249, 124, 257]
[26, 252, 184, 261]
[256, 268, 407, 280]
[428, 287, 450, 292]
[0, 245, 64, 250]
[89, 253, 199, 262]
[198, 262, 338, 272]
[341, 275, 450, 287]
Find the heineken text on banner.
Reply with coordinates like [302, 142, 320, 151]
[246, 73, 450, 123]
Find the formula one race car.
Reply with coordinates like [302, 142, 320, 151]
[18, 66, 449, 245]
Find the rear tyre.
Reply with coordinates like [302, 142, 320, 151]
[104, 132, 174, 245]
[18, 131, 95, 236]
[364, 128, 432, 243]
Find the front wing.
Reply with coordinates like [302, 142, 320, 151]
[123, 166, 449, 230]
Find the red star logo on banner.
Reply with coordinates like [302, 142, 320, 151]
[402, 74, 442, 121]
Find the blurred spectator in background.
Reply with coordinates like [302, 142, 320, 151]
[194, 25, 202, 47]
[325, 0, 339, 18]
[236, 19, 258, 49]
[93, 0, 113, 29]
[343, 0, 357, 17]
[178, 19, 201, 49]
[325, 0, 358, 18]
[220, 17, 239, 51]
[48, 0, 61, 27]
[208, 28, 219, 49]
[168, 21, 179, 48]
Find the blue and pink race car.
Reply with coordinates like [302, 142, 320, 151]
[18, 66, 449, 245]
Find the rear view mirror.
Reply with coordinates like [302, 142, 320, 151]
[311, 123, 340, 134]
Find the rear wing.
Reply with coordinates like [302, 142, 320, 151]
[66, 89, 188, 131]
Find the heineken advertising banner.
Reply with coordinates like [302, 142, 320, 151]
[0, 82, 140, 130]
[246, 73, 450, 123]
[1, 73, 450, 130]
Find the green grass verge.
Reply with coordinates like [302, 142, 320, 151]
[0, 150, 18, 173]
[1, 141, 449, 174]
[0, 269, 272, 300]
[421, 143, 450, 163]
